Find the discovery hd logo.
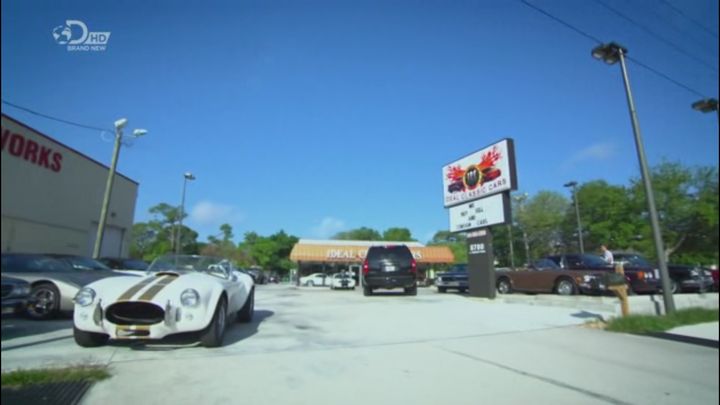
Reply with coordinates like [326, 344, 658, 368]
[52, 20, 111, 52]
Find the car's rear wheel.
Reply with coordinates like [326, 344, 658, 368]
[308, 281, 315, 287]
[497, 278, 512, 294]
[405, 286, 417, 296]
[26, 283, 60, 320]
[438, 287, 447, 293]
[363, 286, 373, 296]
[555, 279, 576, 296]
[73, 326, 109, 347]
[237, 288, 254, 323]
[200, 298, 227, 347]
[458, 288, 467, 293]
[670, 279, 679, 294]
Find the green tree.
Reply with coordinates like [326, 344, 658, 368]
[382, 227, 415, 241]
[630, 162, 719, 264]
[516, 191, 568, 259]
[428, 231, 467, 264]
[333, 227, 382, 241]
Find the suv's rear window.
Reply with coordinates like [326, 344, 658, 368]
[367, 246, 413, 266]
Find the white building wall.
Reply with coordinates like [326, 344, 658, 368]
[1, 114, 138, 257]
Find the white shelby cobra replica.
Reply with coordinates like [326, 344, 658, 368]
[73, 255, 254, 348]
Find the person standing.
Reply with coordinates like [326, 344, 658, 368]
[601, 244, 614, 264]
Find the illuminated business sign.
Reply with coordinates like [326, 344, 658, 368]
[448, 193, 510, 232]
[442, 138, 517, 208]
[325, 249, 423, 260]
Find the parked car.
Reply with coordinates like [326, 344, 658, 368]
[613, 252, 714, 294]
[1, 276, 32, 316]
[495, 258, 612, 296]
[1, 253, 124, 319]
[300, 273, 330, 287]
[329, 272, 356, 290]
[99, 257, 150, 276]
[435, 263, 468, 293]
[47, 254, 133, 276]
[545, 254, 660, 294]
[73, 254, 255, 348]
[362, 245, 417, 296]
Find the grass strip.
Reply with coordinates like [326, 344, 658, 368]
[1, 365, 110, 388]
[605, 307, 719, 334]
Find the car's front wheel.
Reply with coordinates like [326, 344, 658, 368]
[237, 288, 254, 323]
[405, 286, 417, 296]
[200, 298, 227, 347]
[363, 286, 373, 296]
[438, 287, 447, 293]
[73, 326, 109, 347]
[555, 279, 576, 296]
[26, 283, 60, 320]
[497, 278, 512, 294]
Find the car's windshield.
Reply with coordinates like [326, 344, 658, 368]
[1, 255, 74, 273]
[121, 259, 149, 270]
[616, 254, 652, 267]
[66, 256, 112, 271]
[148, 255, 231, 274]
[448, 264, 467, 272]
[582, 254, 613, 267]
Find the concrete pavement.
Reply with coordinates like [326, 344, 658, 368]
[2, 285, 718, 404]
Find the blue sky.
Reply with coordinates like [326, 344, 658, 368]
[2, 0, 718, 244]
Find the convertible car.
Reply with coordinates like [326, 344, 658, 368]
[73, 254, 255, 348]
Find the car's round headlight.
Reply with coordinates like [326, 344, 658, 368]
[74, 287, 96, 307]
[180, 289, 200, 307]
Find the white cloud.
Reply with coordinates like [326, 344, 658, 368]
[565, 142, 615, 167]
[189, 200, 245, 227]
[310, 217, 346, 239]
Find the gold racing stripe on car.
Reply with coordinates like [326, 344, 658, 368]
[116, 277, 159, 301]
[137, 275, 178, 301]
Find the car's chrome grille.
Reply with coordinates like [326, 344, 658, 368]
[105, 302, 165, 325]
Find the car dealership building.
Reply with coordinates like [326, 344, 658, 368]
[290, 239, 455, 281]
[1, 114, 138, 257]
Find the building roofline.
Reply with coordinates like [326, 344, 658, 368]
[1, 113, 139, 186]
[297, 239, 426, 247]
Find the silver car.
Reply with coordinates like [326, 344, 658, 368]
[1, 253, 128, 319]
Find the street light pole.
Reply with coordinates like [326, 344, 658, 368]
[513, 193, 531, 266]
[92, 119, 147, 259]
[175, 172, 196, 255]
[507, 224, 515, 269]
[592, 42, 675, 314]
[564, 181, 584, 254]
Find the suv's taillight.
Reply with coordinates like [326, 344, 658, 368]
[362, 259, 369, 275]
[410, 258, 417, 274]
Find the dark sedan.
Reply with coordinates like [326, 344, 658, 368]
[2, 276, 32, 316]
[435, 264, 468, 293]
[613, 252, 714, 293]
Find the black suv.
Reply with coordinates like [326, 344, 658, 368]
[613, 252, 714, 293]
[362, 245, 417, 296]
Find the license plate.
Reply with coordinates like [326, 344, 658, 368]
[383, 265, 396, 272]
[447, 282, 459, 287]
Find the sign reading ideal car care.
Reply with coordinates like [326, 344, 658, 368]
[449, 193, 510, 232]
[442, 138, 517, 207]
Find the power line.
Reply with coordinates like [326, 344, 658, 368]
[626, 56, 707, 98]
[591, 0, 717, 73]
[519, 0, 602, 44]
[660, 0, 718, 39]
[1, 99, 111, 132]
[519, 0, 710, 98]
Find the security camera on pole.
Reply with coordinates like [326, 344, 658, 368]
[92, 118, 147, 259]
